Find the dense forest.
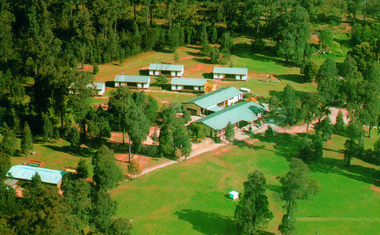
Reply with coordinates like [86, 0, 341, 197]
[0, 0, 380, 234]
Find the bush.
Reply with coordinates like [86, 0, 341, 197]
[265, 126, 274, 138]
[93, 64, 99, 74]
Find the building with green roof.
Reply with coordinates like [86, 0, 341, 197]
[171, 78, 207, 93]
[182, 87, 244, 116]
[213, 67, 248, 80]
[114, 75, 150, 89]
[149, 63, 184, 77]
[195, 101, 265, 139]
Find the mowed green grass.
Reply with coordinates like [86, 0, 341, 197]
[110, 133, 380, 234]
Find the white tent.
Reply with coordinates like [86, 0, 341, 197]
[229, 191, 239, 200]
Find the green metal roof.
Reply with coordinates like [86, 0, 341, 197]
[114, 75, 150, 83]
[171, 78, 207, 86]
[183, 87, 243, 109]
[195, 101, 265, 131]
[7, 165, 68, 185]
[149, 63, 184, 71]
[213, 67, 248, 75]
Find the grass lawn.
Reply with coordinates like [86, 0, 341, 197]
[110, 133, 380, 234]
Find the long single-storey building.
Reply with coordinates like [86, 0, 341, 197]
[114, 75, 150, 89]
[195, 101, 265, 139]
[68, 82, 106, 96]
[182, 87, 244, 116]
[6, 165, 69, 189]
[149, 63, 184, 77]
[171, 78, 207, 93]
[213, 67, 248, 80]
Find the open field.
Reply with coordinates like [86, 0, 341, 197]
[87, 43, 323, 102]
[110, 132, 380, 234]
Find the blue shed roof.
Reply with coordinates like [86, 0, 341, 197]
[149, 63, 184, 71]
[213, 67, 248, 75]
[7, 165, 68, 185]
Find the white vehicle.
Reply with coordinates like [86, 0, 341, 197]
[240, 87, 251, 93]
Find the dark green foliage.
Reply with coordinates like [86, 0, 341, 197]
[265, 125, 274, 138]
[276, 6, 310, 64]
[210, 47, 220, 64]
[92, 145, 123, 190]
[109, 218, 133, 235]
[301, 59, 318, 82]
[334, 111, 345, 134]
[87, 106, 111, 145]
[349, 42, 376, 75]
[159, 105, 191, 159]
[220, 32, 234, 53]
[76, 159, 89, 179]
[344, 138, 360, 167]
[21, 122, 33, 155]
[278, 209, 297, 235]
[10, 186, 80, 234]
[312, 132, 324, 161]
[42, 112, 53, 142]
[189, 123, 206, 142]
[168, 28, 180, 52]
[90, 189, 117, 234]
[182, 109, 191, 123]
[0, 152, 11, 179]
[318, 29, 334, 49]
[278, 159, 319, 235]
[0, 129, 18, 156]
[70, 127, 80, 150]
[156, 75, 169, 86]
[31, 172, 42, 189]
[281, 85, 298, 125]
[235, 171, 273, 234]
[375, 138, 380, 153]
[317, 116, 333, 141]
[317, 58, 339, 105]
[93, 64, 99, 74]
[225, 122, 235, 141]
[63, 179, 91, 226]
[200, 23, 209, 54]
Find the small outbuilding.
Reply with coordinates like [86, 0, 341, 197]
[68, 82, 106, 96]
[213, 67, 248, 80]
[88, 82, 106, 96]
[149, 63, 184, 77]
[171, 78, 207, 93]
[114, 75, 150, 89]
[229, 191, 239, 200]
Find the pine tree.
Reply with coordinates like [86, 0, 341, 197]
[21, 122, 33, 155]
[235, 171, 273, 234]
[334, 111, 345, 134]
[42, 113, 53, 142]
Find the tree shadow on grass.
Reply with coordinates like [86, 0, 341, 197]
[309, 157, 380, 187]
[41, 144, 94, 158]
[255, 133, 305, 161]
[275, 74, 309, 84]
[231, 43, 294, 68]
[193, 57, 212, 64]
[175, 209, 237, 235]
[139, 69, 149, 75]
[202, 72, 213, 79]
[269, 90, 312, 100]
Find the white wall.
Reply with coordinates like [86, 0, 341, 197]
[227, 95, 242, 106]
[149, 70, 154, 75]
[143, 83, 150, 88]
[213, 74, 224, 79]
